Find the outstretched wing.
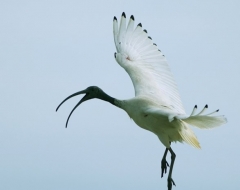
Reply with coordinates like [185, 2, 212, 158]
[113, 12, 185, 114]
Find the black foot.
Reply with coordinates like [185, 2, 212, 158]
[161, 158, 169, 177]
[167, 177, 176, 190]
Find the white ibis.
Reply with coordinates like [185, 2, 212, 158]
[56, 12, 227, 190]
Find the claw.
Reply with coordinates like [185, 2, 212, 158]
[161, 158, 169, 177]
[167, 177, 176, 190]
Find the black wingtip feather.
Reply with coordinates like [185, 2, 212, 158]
[153, 43, 157, 46]
[195, 105, 197, 108]
[137, 23, 142, 27]
[143, 29, 147, 33]
[122, 12, 126, 18]
[205, 104, 208, 108]
[113, 16, 117, 21]
[148, 36, 152, 40]
[130, 15, 134, 20]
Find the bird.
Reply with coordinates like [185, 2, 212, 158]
[56, 12, 227, 190]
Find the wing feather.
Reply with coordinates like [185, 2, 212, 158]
[113, 13, 185, 114]
[118, 13, 126, 45]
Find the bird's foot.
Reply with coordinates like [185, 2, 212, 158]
[161, 158, 169, 177]
[167, 177, 176, 190]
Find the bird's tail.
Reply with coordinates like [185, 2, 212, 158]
[182, 104, 227, 129]
[177, 105, 227, 149]
[178, 120, 201, 148]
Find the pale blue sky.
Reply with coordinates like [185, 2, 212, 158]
[1, 1, 239, 190]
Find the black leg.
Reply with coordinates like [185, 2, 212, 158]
[161, 148, 169, 177]
[167, 147, 176, 190]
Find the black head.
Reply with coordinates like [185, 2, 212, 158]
[56, 86, 104, 128]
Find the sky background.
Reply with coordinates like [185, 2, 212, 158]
[1, 0, 240, 190]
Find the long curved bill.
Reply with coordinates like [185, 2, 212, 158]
[56, 89, 88, 128]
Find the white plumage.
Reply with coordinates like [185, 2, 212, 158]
[113, 13, 227, 148]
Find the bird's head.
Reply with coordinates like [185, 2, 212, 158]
[75, 86, 105, 102]
[56, 86, 106, 128]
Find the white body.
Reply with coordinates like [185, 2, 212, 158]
[118, 97, 186, 148]
[113, 14, 227, 148]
